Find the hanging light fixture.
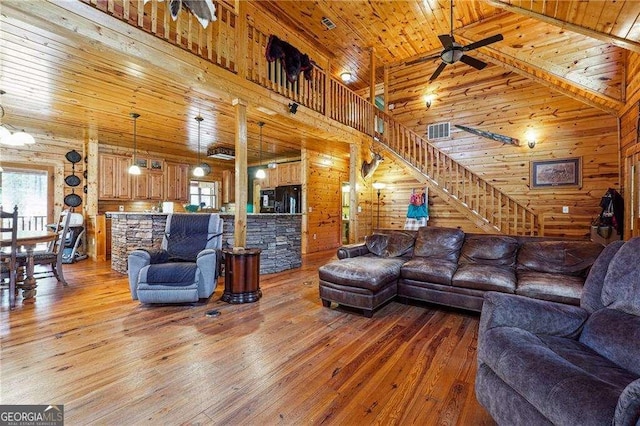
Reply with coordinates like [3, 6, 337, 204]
[128, 112, 142, 175]
[0, 90, 36, 146]
[255, 122, 266, 179]
[193, 115, 205, 177]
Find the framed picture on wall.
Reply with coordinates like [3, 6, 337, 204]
[530, 157, 582, 189]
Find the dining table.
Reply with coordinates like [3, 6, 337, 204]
[1, 229, 58, 299]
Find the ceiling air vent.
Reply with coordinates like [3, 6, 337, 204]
[207, 146, 235, 160]
[321, 16, 336, 30]
[427, 122, 450, 140]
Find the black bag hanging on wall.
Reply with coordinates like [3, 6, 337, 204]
[594, 188, 624, 238]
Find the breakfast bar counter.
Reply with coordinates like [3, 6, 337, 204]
[108, 212, 301, 275]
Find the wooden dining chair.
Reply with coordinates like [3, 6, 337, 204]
[29, 210, 72, 286]
[1, 205, 19, 309]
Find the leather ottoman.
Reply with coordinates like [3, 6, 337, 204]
[318, 255, 405, 317]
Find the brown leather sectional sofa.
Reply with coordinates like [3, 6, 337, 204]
[318, 226, 605, 317]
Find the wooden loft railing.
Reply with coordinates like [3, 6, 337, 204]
[82, 0, 238, 73]
[82, 0, 538, 235]
[247, 25, 326, 114]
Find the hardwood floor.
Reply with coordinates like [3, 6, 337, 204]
[1, 250, 495, 425]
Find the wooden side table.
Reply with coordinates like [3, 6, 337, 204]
[221, 247, 262, 303]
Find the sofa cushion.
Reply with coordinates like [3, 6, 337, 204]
[364, 232, 415, 258]
[581, 240, 625, 313]
[452, 264, 516, 293]
[318, 255, 405, 291]
[579, 308, 640, 377]
[601, 237, 640, 316]
[517, 241, 603, 277]
[401, 257, 457, 285]
[365, 234, 388, 256]
[460, 235, 518, 267]
[481, 326, 636, 426]
[516, 271, 584, 305]
[413, 226, 464, 262]
[385, 231, 416, 257]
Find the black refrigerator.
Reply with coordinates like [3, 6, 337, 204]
[275, 185, 301, 214]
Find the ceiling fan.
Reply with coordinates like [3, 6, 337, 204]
[407, 0, 503, 82]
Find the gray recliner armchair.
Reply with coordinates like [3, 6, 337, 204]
[476, 237, 640, 425]
[128, 213, 223, 304]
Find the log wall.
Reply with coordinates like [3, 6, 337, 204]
[385, 65, 620, 239]
[364, 148, 485, 236]
[304, 148, 349, 253]
[621, 52, 640, 238]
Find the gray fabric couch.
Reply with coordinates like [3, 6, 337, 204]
[475, 237, 640, 425]
[319, 226, 604, 317]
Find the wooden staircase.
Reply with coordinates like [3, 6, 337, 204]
[374, 110, 538, 236]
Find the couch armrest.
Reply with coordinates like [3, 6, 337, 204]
[615, 378, 640, 426]
[136, 248, 169, 264]
[196, 249, 219, 298]
[479, 292, 588, 340]
[127, 249, 153, 300]
[337, 243, 369, 259]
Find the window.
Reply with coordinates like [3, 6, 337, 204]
[190, 181, 220, 209]
[1, 166, 50, 230]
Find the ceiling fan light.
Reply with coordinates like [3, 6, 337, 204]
[128, 164, 142, 175]
[193, 166, 205, 177]
[255, 168, 266, 179]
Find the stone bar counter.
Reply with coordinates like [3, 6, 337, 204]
[109, 212, 302, 275]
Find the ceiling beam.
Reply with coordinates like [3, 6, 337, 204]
[484, 0, 640, 54]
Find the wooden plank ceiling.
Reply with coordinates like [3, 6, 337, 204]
[0, 0, 638, 162]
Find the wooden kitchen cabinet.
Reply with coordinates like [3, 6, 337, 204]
[98, 154, 132, 200]
[165, 162, 190, 202]
[259, 168, 278, 189]
[277, 162, 301, 185]
[133, 171, 164, 200]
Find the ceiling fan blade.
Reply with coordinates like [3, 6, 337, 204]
[463, 34, 504, 51]
[438, 34, 455, 49]
[406, 53, 441, 66]
[429, 62, 448, 81]
[460, 55, 487, 70]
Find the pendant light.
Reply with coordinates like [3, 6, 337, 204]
[128, 112, 142, 175]
[193, 115, 205, 177]
[255, 121, 266, 179]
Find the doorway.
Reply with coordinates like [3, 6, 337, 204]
[341, 182, 350, 244]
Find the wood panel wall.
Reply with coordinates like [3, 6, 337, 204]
[304, 148, 349, 253]
[364, 148, 485, 237]
[620, 52, 640, 238]
[385, 65, 620, 239]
